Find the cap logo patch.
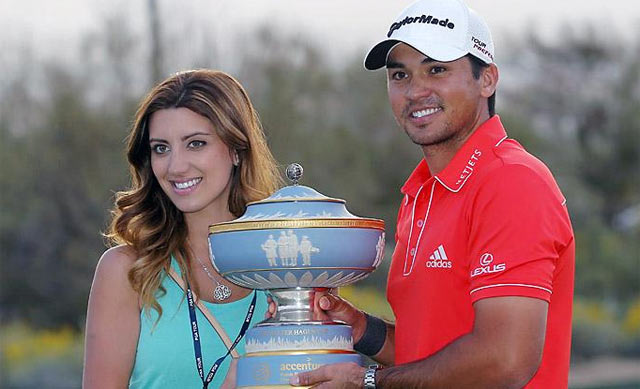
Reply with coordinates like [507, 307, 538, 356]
[471, 36, 494, 61]
[387, 15, 455, 38]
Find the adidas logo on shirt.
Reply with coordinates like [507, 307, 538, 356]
[426, 244, 452, 269]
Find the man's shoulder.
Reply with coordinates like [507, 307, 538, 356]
[475, 139, 566, 204]
[484, 139, 557, 182]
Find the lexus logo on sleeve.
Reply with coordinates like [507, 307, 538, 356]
[471, 252, 506, 278]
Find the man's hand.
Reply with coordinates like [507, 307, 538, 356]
[311, 289, 367, 340]
[265, 294, 276, 319]
[266, 288, 368, 341]
[290, 362, 366, 388]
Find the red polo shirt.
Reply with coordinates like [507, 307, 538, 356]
[387, 116, 575, 387]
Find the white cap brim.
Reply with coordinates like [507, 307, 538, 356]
[364, 38, 468, 70]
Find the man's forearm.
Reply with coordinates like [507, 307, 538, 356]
[375, 332, 534, 389]
[374, 297, 547, 389]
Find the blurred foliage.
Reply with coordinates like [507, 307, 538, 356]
[0, 11, 639, 389]
[0, 65, 132, 328]
[622, 298, 640, 336]
[575, 224, 640, 302]
[0, 322, 83, 387]
[572, 297, 640, 360]
[501, 25, 640, 229]
[572, 299, 624, 359]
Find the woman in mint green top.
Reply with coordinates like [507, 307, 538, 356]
[130, 259, 269, 388]
[83, 70, 281, 388]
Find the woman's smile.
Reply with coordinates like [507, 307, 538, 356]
[171, 177, 203, 195]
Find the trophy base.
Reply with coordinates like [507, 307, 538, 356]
[237, 322, 361, 387]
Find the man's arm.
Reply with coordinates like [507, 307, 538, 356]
[311, 290, 396, 366]
[369, 320, 396, 366]
[293, 296, 547, 388]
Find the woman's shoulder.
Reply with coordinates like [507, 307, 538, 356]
[93, 245, 138, 286]
[86, 245, 141, 330]
[100, 244, 136, 263]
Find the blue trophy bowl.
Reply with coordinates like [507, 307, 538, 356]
[208, 184, 385, 290]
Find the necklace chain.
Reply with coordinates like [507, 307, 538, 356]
[194, 255, 232, 301]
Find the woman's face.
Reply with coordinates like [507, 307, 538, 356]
[148, 107, 235, 219]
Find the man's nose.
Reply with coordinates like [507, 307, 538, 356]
[405, 76, 433, 101]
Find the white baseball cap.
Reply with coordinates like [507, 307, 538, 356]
[364, 0, 495, 70]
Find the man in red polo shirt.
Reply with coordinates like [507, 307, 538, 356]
[288, 0, 575, 387]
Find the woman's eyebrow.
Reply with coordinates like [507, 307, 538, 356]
[181, 131, 212, 141]
[148, 131, 212, 143]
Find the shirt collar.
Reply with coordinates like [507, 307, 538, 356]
[435, 115, 507, 192]
[401, 158, 432, 197]
[400, 115, 507, 196]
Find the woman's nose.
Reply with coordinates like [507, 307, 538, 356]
[167, 150, 189, 175]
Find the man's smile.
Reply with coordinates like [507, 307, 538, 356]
[411, 107, 442, 118]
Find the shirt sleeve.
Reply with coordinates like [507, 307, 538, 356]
[467, 163, 572, 303]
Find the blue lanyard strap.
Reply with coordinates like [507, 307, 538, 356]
[186, 284, 257, 389]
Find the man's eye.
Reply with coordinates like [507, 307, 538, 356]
[391, 71, 407, 81]
[151, 144, 169, 154]
[430, 66, 446, 74]
[188, 140, 206, 149]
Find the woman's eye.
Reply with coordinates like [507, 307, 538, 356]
[151, 144, 169, 154]
[188, 140, 206, 149]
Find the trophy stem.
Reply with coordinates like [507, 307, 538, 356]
[261, 288, 341, 324]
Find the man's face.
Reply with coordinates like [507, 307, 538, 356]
[386, 44, 491, 150]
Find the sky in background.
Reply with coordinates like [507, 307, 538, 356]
[1, 0, 638, 65]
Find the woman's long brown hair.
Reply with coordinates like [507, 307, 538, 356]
[106, 69, 281, 318]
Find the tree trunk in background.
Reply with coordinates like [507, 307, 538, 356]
[148, 0, 163, 85]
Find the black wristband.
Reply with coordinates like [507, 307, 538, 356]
[354, 313, 387, 357]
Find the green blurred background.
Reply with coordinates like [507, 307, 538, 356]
[1, 1, 638, 387]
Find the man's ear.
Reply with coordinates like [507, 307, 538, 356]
[481, 63, 499, 98]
